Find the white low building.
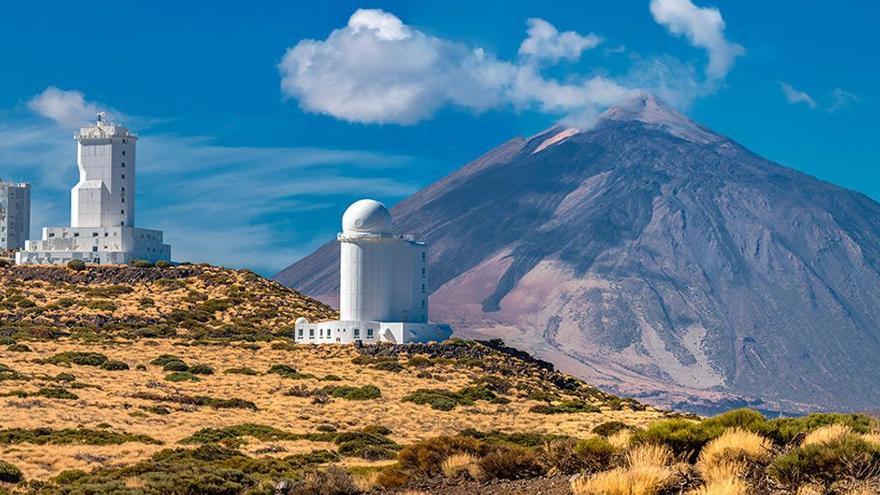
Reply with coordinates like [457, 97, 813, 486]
[17, 113, 170, 265]
[295, 199, 452, 345]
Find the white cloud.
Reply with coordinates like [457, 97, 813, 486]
[829, 87, 858, 112]
[27, 87, 106, 128]
[518, 18, 601, 63]
[649, 0, 744, 79]
[780, 82, 817, 109]
[279, 7, 740, 126]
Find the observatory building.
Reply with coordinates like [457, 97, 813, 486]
[295, 199, 451, 345]
[16, 113, 170, 265]
[0, 180, 31, 253]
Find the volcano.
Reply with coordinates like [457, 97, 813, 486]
[276, 94, 880, 414]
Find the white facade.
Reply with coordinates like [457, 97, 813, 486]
[16, 114, 171, 266]
[0, 180, 31, 252]
[296, 199, 451, 345]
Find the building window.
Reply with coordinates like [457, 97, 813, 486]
[122, 150, 126, 156]
[366, 328, 374, 339]
[92, 232, 98, 237]
[92, 246, 98, 252]
[121, 210, 125, 215]
[73, 233, 79, 237]
[121, 162, 125, 168]
[309, 329, 315, 339]
[353, 328, 360, 338]
[422, 252, 426, 260]
[421, 268, 426, 276]
[298, 328, 303, 338]
[421, 299, 426, 308]
[422, 284, 425, 293]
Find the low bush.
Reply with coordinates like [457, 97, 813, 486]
[633, 418, 715, 461]
[768, 433, 880, 487]
[150, 354, 183, 366]
[83, 299, 117, 312]
[165, 372, 200, 382]
[573, 436, 618, 472]
[66, 259, 86, 271]
[0, 460, 22, 483]
[477, 445, 544, 480]
[225, 367, 258, 375]
[100, 360, 130, 371]
[6, 343, 30, 352]
[54, 372, 76, 382]
[593, 421, 632, 437]
[45, 351, 108, 367]
[767, 413, 874, 445]
[326, 385, 381, 401]
[288, 466, 358, 495]
[334, 431, 400, 460]
[372, 360, 405, 373]
[321, 374, 342, 381]
[162, 359, 189, 372]
[0, 427, 161, 446]
[155, 260, 172, 269]
[458, 429, 567, 448]
[132, 259, 154, 268]
[529, 400, 600, 414]
[189, 364, 215, 375]
[397, 436, 488, 478]
[131, 391, 258, 411]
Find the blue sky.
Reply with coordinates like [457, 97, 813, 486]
[0, 1, 876, 275]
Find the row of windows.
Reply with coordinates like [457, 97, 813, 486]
[297, 327, 376, 339]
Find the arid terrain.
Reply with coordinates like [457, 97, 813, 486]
[0, 265, 878, 494]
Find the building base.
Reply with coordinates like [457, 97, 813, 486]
[294, 319, 452, 345]
[16, 226, 170, 265]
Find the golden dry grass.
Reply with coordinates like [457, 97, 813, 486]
[860, 432, 880, 447]
[0, 339, 664, 481]
[696, 428, 771, 481]
[627, 444, 674, 469]
[801, 424, 852, 446]
[687, 477, 749, 495]
[571, 465, 676, 495]
[607, 429, 633, 450]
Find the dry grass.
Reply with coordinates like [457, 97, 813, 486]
[627, 444, 674, 469]
[801, 424, 853, 446]
[696, 428, 771, 481]
[860, 432, 880, 447]
[441, 453, 477, 478]
[607, 429, 633, 450]
[687, 477, 749, 495]
[571, 444, 677, 495]
[571, 465, 676, 495]
[0, 339, 663, 481]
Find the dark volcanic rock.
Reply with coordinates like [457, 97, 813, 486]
[277, 94, 880, 413]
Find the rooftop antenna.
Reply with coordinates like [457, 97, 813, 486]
[96, 111, 107, 125]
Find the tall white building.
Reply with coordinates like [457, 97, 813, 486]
[295, 199, 451, 344]
[0, 180, 31, 252]
[17, 113, 171, 265]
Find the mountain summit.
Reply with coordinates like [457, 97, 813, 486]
[276, 94, 880, 414]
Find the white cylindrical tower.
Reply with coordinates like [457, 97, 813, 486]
[339, 199, 394, 322]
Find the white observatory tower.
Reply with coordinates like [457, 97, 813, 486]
[295, 199, 451, 345]
[16, 113, 171, 266]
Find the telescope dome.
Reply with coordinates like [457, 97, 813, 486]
[342, 199, 392, 234]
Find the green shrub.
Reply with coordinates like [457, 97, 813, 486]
[45, 351, 108, 367]
[372, 360, 405, 373]
[53, 469, 87, 485]
[768, 434, 880, 487]
[54, 372, 76, 382]
[316, 425, 337, 433]
[529, 400, 600, 414]
[83, 299, 118, 311]
[225, 367, 258, 376]
[36, 387, 79, 400]
[767, 413, 874, 444]
[155, 260, 172, 268]
[150, 354, 183, 366]
[131, 391, 257, 411]
[0, 427, 161, 446]
[0, 337, 15, 346]
[131, 259, 154, 268]
[402, 389, 463, 411]
[327, 385, 381, 401]
[6, 343, 30, 352]
[573, 436, 617, 471]
[189, 364, 215, 375]
[165, 372, 200, 382]
[592, 421, 632, 437]
[633, 418, 714, 461]
[162, 360, 189, 372]
[459, 429, 568, 448]
[334, 431, 400, 460]
[66, 259, 86, 271]
[321, 374, 342, 381]
[100, 360, 130, 371]
[0, 460, 22, 483]
[703, 408, 769, 434]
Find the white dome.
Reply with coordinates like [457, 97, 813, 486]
[295, 317, 309, 325]
[342, 199, 392, 234]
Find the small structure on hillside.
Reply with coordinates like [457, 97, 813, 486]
[0, 179, 31, 255]
[16, 113, 171, 265]
[295, 199, 451, 344]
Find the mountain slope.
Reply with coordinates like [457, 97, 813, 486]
[276, 94, 880, 413]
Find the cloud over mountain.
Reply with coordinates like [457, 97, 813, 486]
[279, 3, 743, 126]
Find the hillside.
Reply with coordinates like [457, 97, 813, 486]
[1, 264, 336, 340]
[0, 266, 878, 494]
[277, 94, 880, 415]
